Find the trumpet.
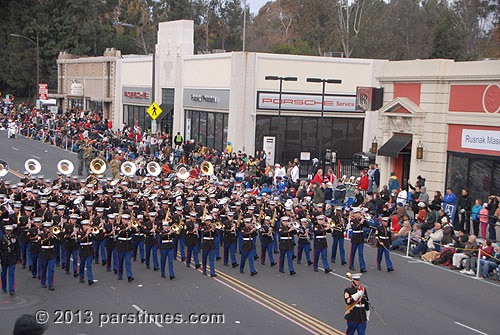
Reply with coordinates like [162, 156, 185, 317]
[215, 221, 223, 229]
[171, 223, 181, 233]
[91, 226, 100, 235]
[131, 221, 139, 229]
[52, 226, 61, 235]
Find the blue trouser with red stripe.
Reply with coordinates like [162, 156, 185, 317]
[297, 243, 311, 263]
[346, 321, 366, 335]
[349, 243, 366, 270]
[223, 242, 237, 265]
[93, 240, 106, 263]
[79, 256, 93, 281]
[65, 250, 79, 274]
[331, 237, 345, 262]
[314, 247, 330, 270]
[261, 242, 274, 264]
[1, 264, 15, 292]
[40, 258, 55, 287]
[106, 247, 118, 271]
[240, 250, 256, 273]
[377, 247, 393, 270]
[19, 242, 30, 267]
[279, 249, 294, 273]
[30, 252, 39, 277]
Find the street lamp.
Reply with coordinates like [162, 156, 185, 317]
[306, 77, 342, 171]
[265, 75, 297, 163]
[10, 33, 39, 104]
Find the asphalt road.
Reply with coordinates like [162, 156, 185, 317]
[1, 132, 498, 335]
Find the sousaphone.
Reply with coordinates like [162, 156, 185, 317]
[175, 164, 190, 180]
[57, 159, 74, 175]
[90, 158, 106, 175]
[146, 161, 161, 177]
[200, 161, 214, 176]
[0, 160, 9, 177]
[120, 161, 137, 177]
[25, 159, 41, 175]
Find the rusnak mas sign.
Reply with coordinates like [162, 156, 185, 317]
[122, 87, 152, 105]
[448, 124, 500, 156]
[257, 91, 358, 112]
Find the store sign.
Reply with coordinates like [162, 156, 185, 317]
[70, 80, 83, 96]
[356, 87, 384, 111]
[461, 129, 500, 152]
[38, 83, 48, 101]
[183, 88, 229, 110]
[257, 92, 357, 112]
[122, 86, 152, 105]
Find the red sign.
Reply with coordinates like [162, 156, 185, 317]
[449, 84, 500, 113]
[124, 91, 149, 99]
[38, 83, 48, 101]
[448, 124, 500, 156]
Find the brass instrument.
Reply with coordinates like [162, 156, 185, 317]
[171, 223, 181, 233]
[200, 161, 214, 176]
[121, 161, 137, 177]
[52, 226, 61, 235]
[0, 160, 9, 177]
[253, 222, 261, 230]
[146, 161, 161, 177]
[215, 221, 223, 229]
[91, 226, 100, 234]
[25, 158, 42, 175]
[131, 221, 139, 229]
[57, 159, 74, 175]
[90, 158, 107, 175]
[175, 164, 190, 180]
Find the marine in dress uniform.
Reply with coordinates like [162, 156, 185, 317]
[200, 216, 218, 277]
[222, 213, 238, 267]
[172, 207, 186, 261]
[144, 213, 159, 271]
[296, 218, 312, 265]
[39, 222, 57, 290]
[116, 215, 134, 282]
[92, 207, 106, 265]
[104, 214, 118, 273]
[376, 217, 394, 272]
[331, 207, 347, 265]
[349, 208, 368, 273]
[185, 213, 201, 269]
[78, 220, 96, 285]
[278, 217, 296, 275]
[239, 218, 257, 276]
[313, 215, 332, 273]
[159, 222, 176, 279]
[260, 216, 276, 266]
[344, 273, 370, 335]
[64, 214, 80, 277]
[0, 225, 18, 295]
[27, 221, 41, 279]
[132, 214, 146, 263]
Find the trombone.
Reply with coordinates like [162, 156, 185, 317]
[52, 226, 61, 235]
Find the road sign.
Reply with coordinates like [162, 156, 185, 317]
[147, 102, 162, 120]
[39, 83, 48, 101]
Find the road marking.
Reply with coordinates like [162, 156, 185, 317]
[131, 304, 163, 328]
[32, 155, 40, 159]
[454, 321, 488, 335]
[11, 147, 19, 151]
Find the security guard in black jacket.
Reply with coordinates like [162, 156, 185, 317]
[344, 273, 369, 335]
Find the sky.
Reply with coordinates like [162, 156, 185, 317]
[246, 0, 270, 14]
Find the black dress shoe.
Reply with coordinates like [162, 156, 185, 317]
[79, 278, 85, 283]
[161, 274, 166, 278]
[232, 263, 239, 268]
[292, 255, 296, 259]
[73, 272, 78, 277]
[114, 270, 118, 274]
[290, 271, 296, 276]
[10, 290, 15, 296]
[314, 269, 319, 272]
[360, 269, 367, 273]
[210, 274, 217, 278]
[65, 271, 70, 275]
[28, 266, 32, 271]
[106, 269, 111, 272]
[118, 277, 123, 280]
[279, 270, 285, 273]
[377, 267, 382, 271]
[146, 264, 150, 269]
[88, 280, 95, 286]
[170, 276, 175, 280]
[48, 286, 55, 291]
[128, 277, 134, 282]
[349, 267, 355, 271]
[32, 275, 37, 278]
[41, 285, 47, 288]
[154, 267, 159, 271]
[325, 269, 332, 274]
[95, 260, 99, 264]
[102, 260, 106, 266]
[251, 271, 258, 276]
[271, 262, 277, 267]
[195, 264, 201, 269]
[307, 261, 313, 266]
[341, 261, 347, 265]
[387, 268, 394, 272]
[141, 259, 145, 263]
[181, 257, 186, 262]
[216, 257, 221, 261]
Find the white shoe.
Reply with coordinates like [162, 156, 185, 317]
[459, 269, 467, 274]
[467, 270, 475, 275]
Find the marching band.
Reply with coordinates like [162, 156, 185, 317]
[0, 157, 390, 296]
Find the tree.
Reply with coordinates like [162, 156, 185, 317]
[335, 0, 365, 58]
[431, 8, 465, 59]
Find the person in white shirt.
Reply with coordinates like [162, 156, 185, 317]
[291, 163, 300, 184]
[273, 164, 286, 185]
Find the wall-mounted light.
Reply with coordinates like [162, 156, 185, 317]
[416, 141, 424, 160]
[371, 136, 378, 154]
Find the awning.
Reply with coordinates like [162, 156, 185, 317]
[377, 134, 412, 158]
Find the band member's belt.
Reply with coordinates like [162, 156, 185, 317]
[203, 237, 214, 240]
[352, 230, 362, 233]
[355, 304, 365, 307]
[379, 236, 389, 239]
[80, 242, 92, 246]
[315, 236, 326, 239]
[161, 240, 172, 243]
[118, 237, 132, 241]
[134, 233, 144, 236]
[41, 245, 54, 249]
[280, 237, 292, 240]
[243, 238, 252, 241]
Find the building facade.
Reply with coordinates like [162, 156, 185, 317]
[375, 59, 500, 201]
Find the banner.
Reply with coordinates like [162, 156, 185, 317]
[38, 83, 48, 101]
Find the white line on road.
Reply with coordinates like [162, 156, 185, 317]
[131, 304, 163, 328]
[454, 321, 488, 335]
[32, 155, 40, 159]
[11, 147, 19, 151]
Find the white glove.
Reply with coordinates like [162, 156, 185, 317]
[366, 310, 371, 321]
[351, 290, 363, 301]
[460, 209, 465, 213]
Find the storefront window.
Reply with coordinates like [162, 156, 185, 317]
[69, 98, 84, 110]
[123, 105, 150, 132]
[185, 110, 228, 151]
[446, 152, 500, 203]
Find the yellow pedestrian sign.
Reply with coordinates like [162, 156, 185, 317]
[147, 102, 162, 120]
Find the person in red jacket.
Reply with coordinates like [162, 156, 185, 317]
[358, 170, 369, 192]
